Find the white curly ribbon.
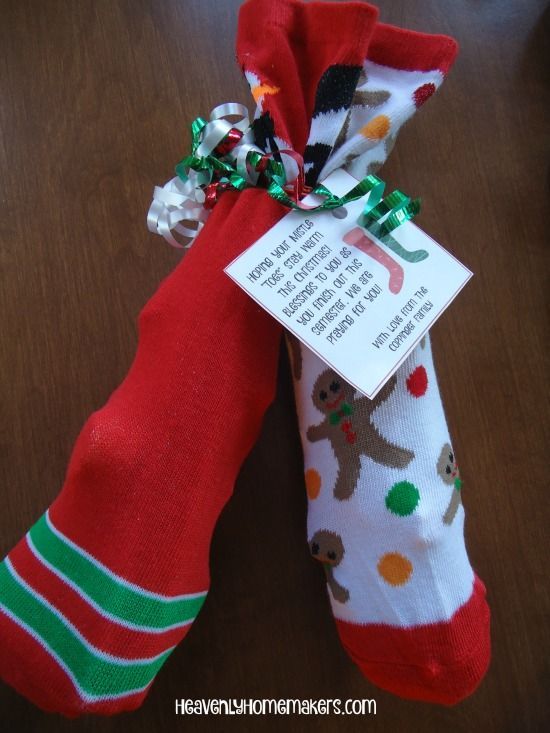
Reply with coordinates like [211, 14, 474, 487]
[147, 102, 299, 249]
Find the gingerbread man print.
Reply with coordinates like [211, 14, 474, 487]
[437, 442, 462, 524]
[307, 369, 414, 500]
[309, 530, 349, 604]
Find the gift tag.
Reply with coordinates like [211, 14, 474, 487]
[225, 169, 472, 398]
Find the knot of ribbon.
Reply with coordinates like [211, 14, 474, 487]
[147, 102, 422, 249]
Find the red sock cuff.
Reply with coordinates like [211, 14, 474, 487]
[237, 0, 379, 153]
[368, 22, 458, 74]
[238, 0, 379, 65]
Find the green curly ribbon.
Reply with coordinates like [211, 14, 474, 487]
[360, 188, 428, 262]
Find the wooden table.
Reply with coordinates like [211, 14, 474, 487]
[0, 1, 548, 730]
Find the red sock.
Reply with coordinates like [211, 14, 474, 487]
[0, 0, 379, 716]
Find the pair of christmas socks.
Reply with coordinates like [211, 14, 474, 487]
[0, 0, 490, 716]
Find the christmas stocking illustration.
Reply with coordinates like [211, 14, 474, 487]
[0, 0, 379, 716]
[284, 21, 491, 705]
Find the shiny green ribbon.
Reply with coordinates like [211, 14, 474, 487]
[359, 187, 428, 263]
[176, 142, 286, 202]
[361, 188, 421, 238]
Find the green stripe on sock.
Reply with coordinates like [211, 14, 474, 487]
[0, 561, 171, 696]
[29, 514, 206, 629]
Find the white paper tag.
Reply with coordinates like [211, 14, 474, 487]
[225, 169, 472, 398]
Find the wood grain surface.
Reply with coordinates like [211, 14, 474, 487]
[0, 1, 548, 731]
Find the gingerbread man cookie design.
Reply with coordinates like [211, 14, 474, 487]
[437, 442, 462, 524]
[310, 529, 349, 604]
[307, 369, 414, 500]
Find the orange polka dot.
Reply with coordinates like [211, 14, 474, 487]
[305, 468, 322, 499]
[377, 552, 413, 586]
[360, 114, 391, 140]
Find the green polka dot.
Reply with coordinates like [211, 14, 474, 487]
[385, 481, 420, 516]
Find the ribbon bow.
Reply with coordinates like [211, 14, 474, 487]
[147, 102, 422, 250]
[329, 403, 353, 426]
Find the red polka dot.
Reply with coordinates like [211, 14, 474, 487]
[413, 83, 436, 107]
[407, 365, 428, 397]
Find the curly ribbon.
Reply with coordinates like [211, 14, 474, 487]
[147, 103, 422, 250]
[360, 188, 428, 263]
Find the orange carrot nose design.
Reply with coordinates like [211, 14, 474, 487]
[251, 83, 280, 104]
